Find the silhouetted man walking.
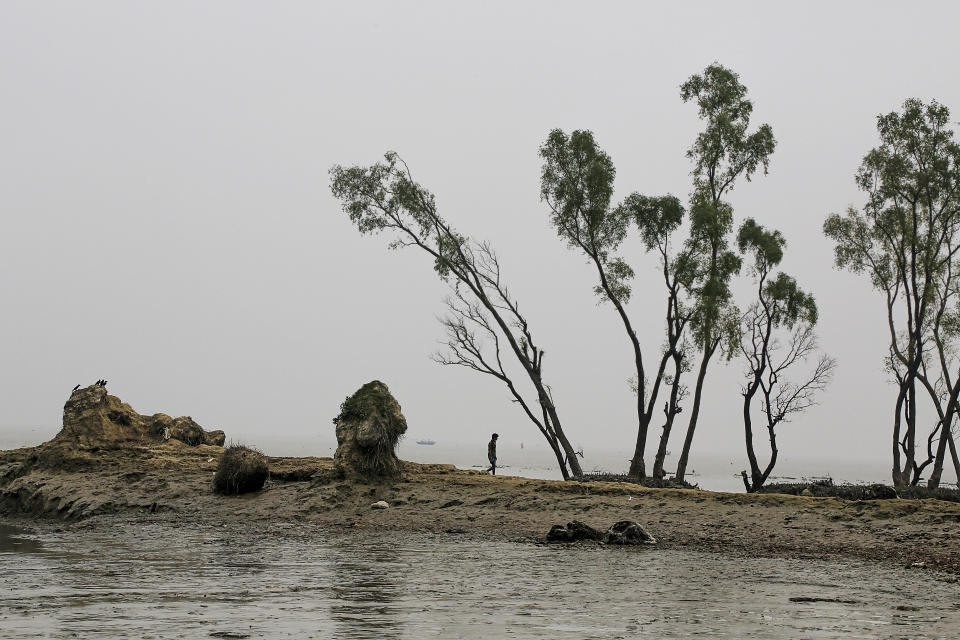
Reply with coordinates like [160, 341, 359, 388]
[486, 433, 499, 475]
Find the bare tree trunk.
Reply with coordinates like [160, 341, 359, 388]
[741, 372, 763, 491]
[652, 411, 676, 479]
[929, 419, 960, 489]
[652, 356, 683, 478]
[925, 364, 960, 488]
[675, 344, 713, 482]
[651, 429, 671, 479]
[542, 397, 582, 477]
[544, 431, 569, 481]
[892, 384, 908, 488]
[948, 430, 960, 487]
[928, 409, 956, 489]
[587, 255, 651, 480]
[627, 348, 673, 479]
[758, 424, 779, 490]
[906, 377, 919, 484]
[628, 394, 650, 478]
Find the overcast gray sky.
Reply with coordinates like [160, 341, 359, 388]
[2, 1, 959, 472]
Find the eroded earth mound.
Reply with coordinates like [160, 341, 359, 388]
[332, 380, 407, 481]
[57, 384, 225, 447]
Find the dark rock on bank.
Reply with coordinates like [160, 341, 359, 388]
[603, 520, 657, 545]
[546, 520, 656, 545]
[546, 520, 603, 542]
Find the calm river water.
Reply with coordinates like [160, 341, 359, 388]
[2, 520, 959, 639]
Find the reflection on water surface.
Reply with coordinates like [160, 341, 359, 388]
[0, 524, 44, 553]
[1, 520, 958, 639]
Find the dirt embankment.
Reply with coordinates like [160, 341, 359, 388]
[2, 440, 960, 577]
[2, 381, 958, 575]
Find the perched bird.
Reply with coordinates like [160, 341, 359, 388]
[72, 384, 80, 392]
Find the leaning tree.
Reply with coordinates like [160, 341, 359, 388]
[330, 152, 583, 478]
[824, 99, 960, 488]
[737, 219, 835, 492]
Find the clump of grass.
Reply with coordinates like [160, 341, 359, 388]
[334, 380, 398, 425]
[213, 444, 268, 495]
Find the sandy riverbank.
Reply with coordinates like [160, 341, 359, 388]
[1, 439, 959, 577]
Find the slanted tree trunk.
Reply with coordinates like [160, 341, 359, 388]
[539, 390, 582, 477]
[741, 376, 762, 491]
[892, 383, 909, 488]
[906, 375, 919, 485]
[928, 406, 956, 489]
[741, 379, 783, 493]
[949, 431, 960, 487]
[652, 353, 684, 479]
[627, 352, 650, 479]
[675, 343, 714, 483]
[925, 368, 960, 488]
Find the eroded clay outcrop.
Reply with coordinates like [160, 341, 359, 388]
[332, 380, 407, 481]
[56, 384, 225, 447]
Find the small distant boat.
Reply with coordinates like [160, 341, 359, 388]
[416, 439, 436, 445]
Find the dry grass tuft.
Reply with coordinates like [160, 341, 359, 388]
[213, 444, 268, 495]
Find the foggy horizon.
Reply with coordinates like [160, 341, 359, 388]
[3, 1, 960, 480]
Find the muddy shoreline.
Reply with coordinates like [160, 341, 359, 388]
[2, 440, 960, 577]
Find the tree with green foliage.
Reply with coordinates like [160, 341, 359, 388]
[330, 153, 583, 479]
[539, 130, 689, 478]
[824, 99, 960, 488]
[737, 219, 835, 492]
[673, 64, 776, 483]
[628, 194, 694, 479]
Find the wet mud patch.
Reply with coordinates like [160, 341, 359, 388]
[1, 519, 959, 639]
[0, 523, 43, 553]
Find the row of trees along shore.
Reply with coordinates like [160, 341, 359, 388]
[331, 63, 960, 491]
